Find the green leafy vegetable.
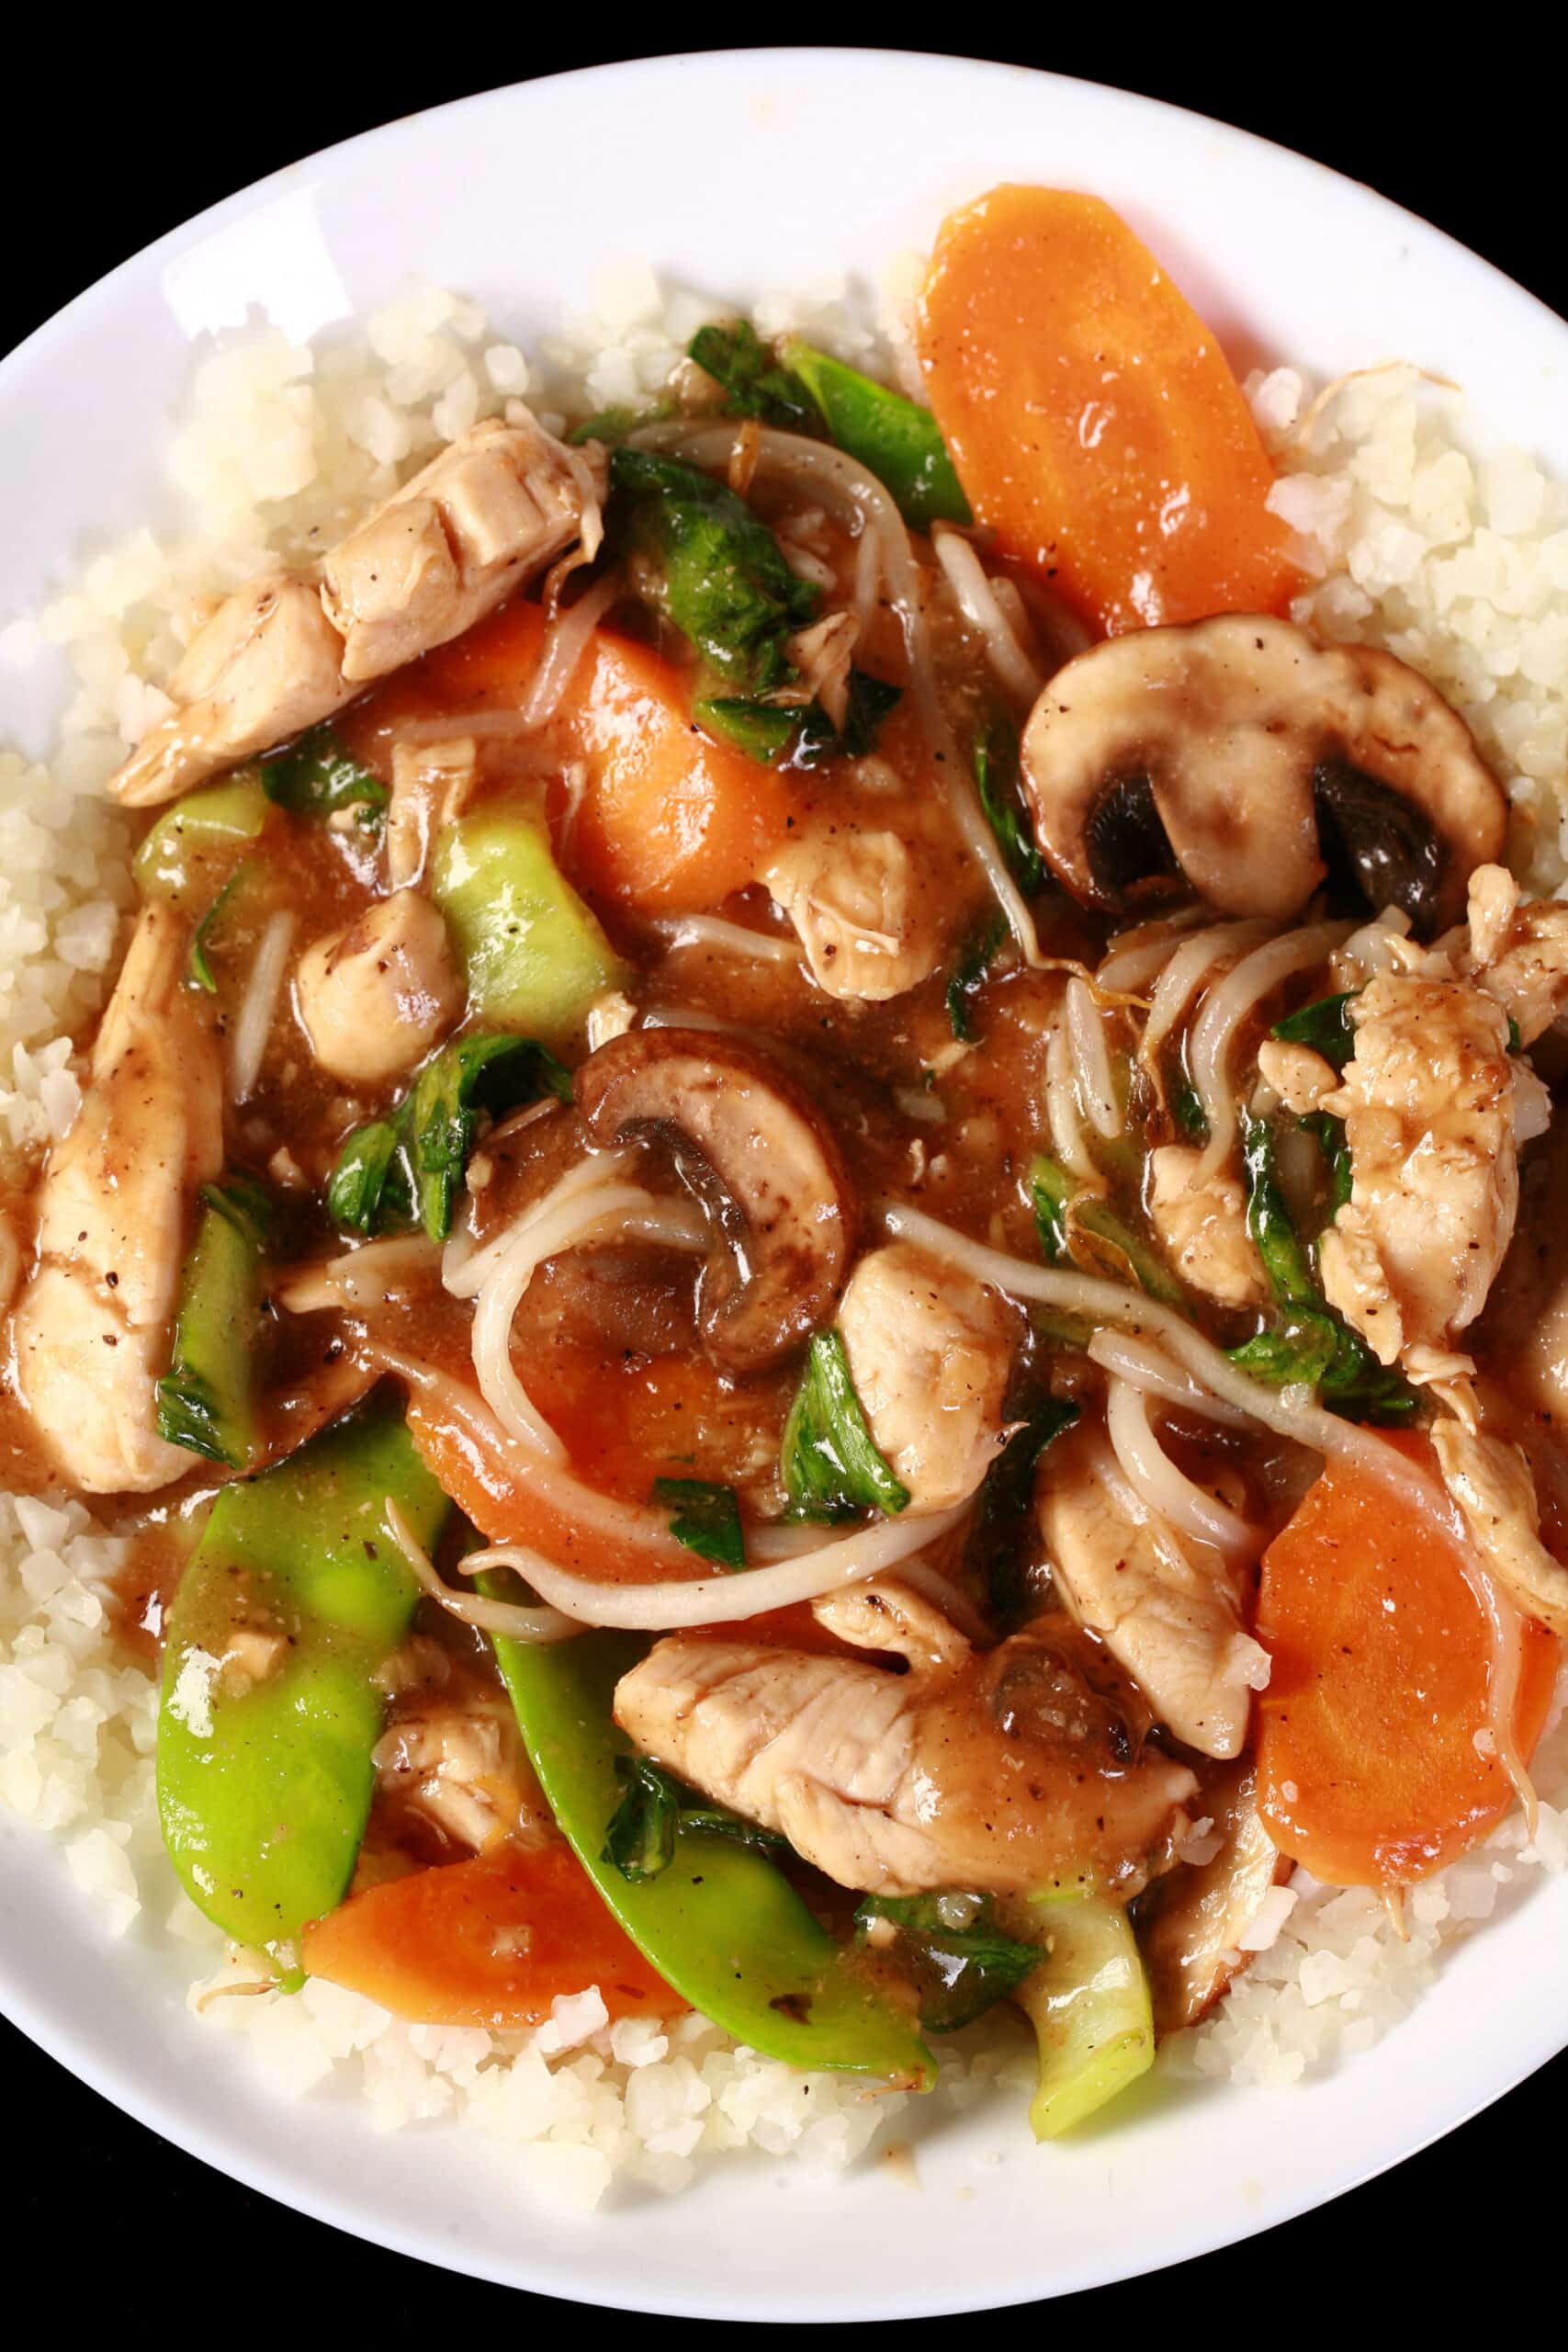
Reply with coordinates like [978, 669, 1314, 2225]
[569, 400, 672, 447]
[963, 1391, 1079, 1630]
[946, 909, 1008, 1042]
[973, 717, 1044, 898]
[857, 1892, 1041, 2032]
[1230, 1113, 1416, 1423]
[187, 866, 254, 995]
[1301, 1109, 1353, 1215]
[1270, 989, 1360, 1070]
[651, 1476, 746, 1570]
[1508, 1014, 1523, 1055]
[1172, 1078, 1209, 1141]
[781, 1330, 910, 1521]
[155, 1178, 273, 1471]
[603, 1754, 785, 1883]
[696, 668, 900, 770]
[687, 320, 820, 431]
[261, 726, 386, 825]
[328, 1034, 572, 1243]
[609, 446, 819, 691]
[781, 340, 972, 530]
[1029, 1154, 1185, 1306]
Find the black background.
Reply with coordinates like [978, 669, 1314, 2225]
[3, 32, 1562, 2329]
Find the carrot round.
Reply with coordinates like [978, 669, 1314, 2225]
[373, 598, 801, 918]
[302, 1841, 682, 2027]
[918, 185, 1302, 635]
[1256, 1454, 1558, 1888]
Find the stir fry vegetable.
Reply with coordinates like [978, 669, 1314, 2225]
[1257, 1449, 1559, 1885]
[963, 1391, 1080, 1630]
[973, 715, 1043, 899]
[1030, 1154, 1184, 1306]
[133, 774, 269, 907]
[687, 319, 820, 432]
[781, 1330, 911, 1521]
[1016, 1896, 1156, 2138]
[781, 338, 972, 530]
[1271, 989, 1359, 1069]
[919, 185, 1300, 629]
[486, 1621, 935, 2084]
[610, 446, 820, 691]
[856, 1892, 1040, 2032]
[155, 1178, 272, 1470]
[649, 1476, 746, 1569]
[603, 1753, 785, 1879]
[302, 1841, 683, 2028]
[695, 667, 900, 769]
[433, 809, 625, 1041]
[156, 1414, 449, 1974]
[329, 1031, 572, 1243]
[261, 726, 385, 826]
[1230, 1114, 1416, 1422]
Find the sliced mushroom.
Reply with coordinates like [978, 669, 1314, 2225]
[1140, 1762, 1292, 2036]
[1021, 614, 1505, 937]
[575, 1026, 857, 1373]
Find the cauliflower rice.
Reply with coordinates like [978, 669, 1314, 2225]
[5, 266, 1568, 2205]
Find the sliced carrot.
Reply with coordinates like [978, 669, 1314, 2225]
[1256, 1452, 1559, 1888]
[365, 597, 803, 918]
[553, 630, 801, 914]
[522, 1336, 790, 1502]
[918, 185, 1302, 635]
[302, 1841, 683, 2028]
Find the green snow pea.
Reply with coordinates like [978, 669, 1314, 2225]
[780, 340, 972, 530]
[485, 1613, 935, 2085]
[157, 1413, 449, 1976]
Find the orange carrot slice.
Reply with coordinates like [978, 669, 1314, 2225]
[1256, 1453, 1558, 1888]
[369, 598, 802, 917]
[302, 1841, 682, 2027]
[918, 185, 1302, 634]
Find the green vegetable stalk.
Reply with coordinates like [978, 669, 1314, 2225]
[156, 1414, 449, 1976]
[133, 775, 269, 910]
[432, 809, 626, 1044]
[1015, 1895, 1156, 2138]
[155, 1179, 273, 1471]
[485, 1617, 935, 2084]
[781, 341, 972, 531]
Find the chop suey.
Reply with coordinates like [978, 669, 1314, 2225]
[6, 184, 1568, 2132]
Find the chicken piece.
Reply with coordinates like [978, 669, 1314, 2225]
[834, 1243, 1012, 1510]
[1463, 863, 1568, 1046]
[1145, 1146, 1266, 1310]
[1473, 1115, 1568, 1442]
[785, 610, 859, 731]
[1039, 1424, 1269, 1759]
[1429, 1418, 1568, 1640]
[1317, 961, 1521, 1366]
[10, 904, 222, 1491]
[1256, 1036, 1338, 1115]
[109, 415, 605, 808]
[293, 890, 464, 1086]
[372, 1695, 533, 1854]
[387, 737, 478, 888]
[762, 822, 943, 1001]
[614, 1580, 1195, 1896]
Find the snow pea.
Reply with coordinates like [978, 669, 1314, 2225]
[157, 1413, 448, 1977]
[781, 340, 972, 530]
[486, 1615, 936, 2085]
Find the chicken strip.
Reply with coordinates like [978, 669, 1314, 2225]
[614, 1579, 1195, 1896]
[1146, 1146, 1267, 1309]
[834, 1243, 1012, 1510]
[762, 822, 944, 1001]
[1429, 1418, 1568, 1640]
[109, 415, 605, 808]
[1462, 863, 1568, 1046]
[11, 904, 222, 1491]
[1317, 956, 1525, 1365]
[1039, 1424, 1269, 1759]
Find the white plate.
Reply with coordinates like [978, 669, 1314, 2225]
[4, 48, 1567, 2320]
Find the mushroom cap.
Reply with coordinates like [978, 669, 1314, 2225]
[1021, 613, 1506, 937]
[575, 1026, 858, 1374]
